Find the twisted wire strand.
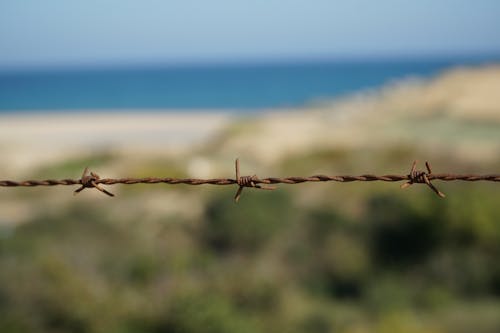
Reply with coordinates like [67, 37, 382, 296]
[1, 159, 499, 201]
[2, 174, 499, 187]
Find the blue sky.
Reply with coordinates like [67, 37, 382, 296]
[1, 0, 500, 69]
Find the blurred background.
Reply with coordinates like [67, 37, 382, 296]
[1, 1, 500, 332]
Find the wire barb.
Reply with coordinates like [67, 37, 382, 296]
[74, 167, 114, 197]
[234, 158, 276, 202]
[400, 160, 445, 198]
[1, 159, 499, 200]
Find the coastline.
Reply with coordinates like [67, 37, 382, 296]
[0, 111, 233, 174]
[1, 64, 499, 175]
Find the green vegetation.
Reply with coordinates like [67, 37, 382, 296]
[0, 152, 499, 333]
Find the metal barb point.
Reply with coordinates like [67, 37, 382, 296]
[400, 160, 445, 198]
[234, 158, 275, 202]
[74, 167, 114, 197]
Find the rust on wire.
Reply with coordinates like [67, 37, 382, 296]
[400, 161, 445, 198]
[234, 158, 276, 202]
[0, 159, 499, 201]
[74, 167, 114, 197]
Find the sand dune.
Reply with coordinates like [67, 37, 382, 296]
[1, 65, 499, 174]
[213, 65, 500, 164]
[0, 112, 232, 174]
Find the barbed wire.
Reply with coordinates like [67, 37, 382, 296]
[1, 159, 499, 201]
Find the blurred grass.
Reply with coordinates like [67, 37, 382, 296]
[0, 147, 499, 333]
[31, 152, 117, 179]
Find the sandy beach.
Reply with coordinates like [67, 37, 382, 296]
[1, 65, 499, 176]
[0, 112, 232, 174]
[1, 67, 499, 333]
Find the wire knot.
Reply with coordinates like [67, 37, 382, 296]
[401, 161, 445, 198]
[74, 167, 114, 197]
[234, 158, 275, 202]
[408, 170, 428, 184]
[237, 175, 258, 187]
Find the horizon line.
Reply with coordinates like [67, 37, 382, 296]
[1, 52, 500, 74]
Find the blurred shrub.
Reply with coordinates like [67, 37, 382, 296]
[366, 194, 444, 267]
[286, 207, 370, 300]
[202, 191, 295, 253]
[322, 232, 370, 297]
[440, 190, 500, 247]
[155, 292, 259, 333]
[1, 162, 500, 333]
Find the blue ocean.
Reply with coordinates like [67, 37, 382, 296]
[0, 58, 498, 112]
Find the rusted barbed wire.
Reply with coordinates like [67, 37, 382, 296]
[0, 159, 499, 201]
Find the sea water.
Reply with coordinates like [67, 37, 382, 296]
[0, 58, 498, 112]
